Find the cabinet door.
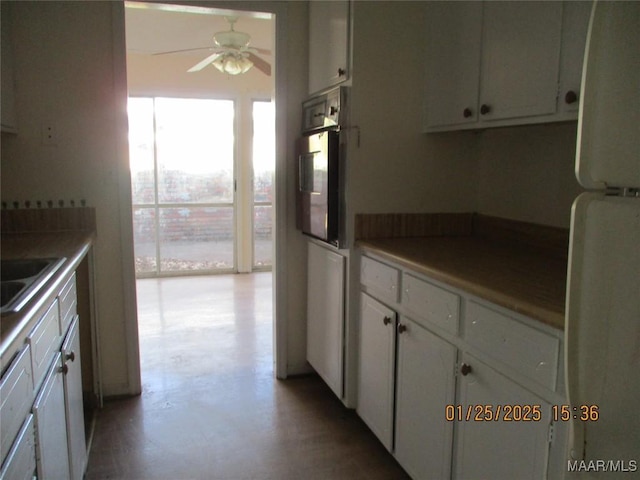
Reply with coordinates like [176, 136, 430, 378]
[557, 1, 592, 116]
[395, 317, 456, 480]
[479, 2, 563, 121]
[62, 317, 87, 480]
[424, 1, 482, 129]
[0, 415, 36, 480]
[33, 354, 71, 480]
[308, 0, 350, 94]
[306, 242, 345, 399]
[0, 346, 33, 462]
[357, 293, 395, 450]
[454, 353, 551, 480]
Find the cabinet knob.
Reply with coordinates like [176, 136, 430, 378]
[565, 90, 579, 105]
[60, 364, 69, 375]
[463, 108, 473, 118]
[480, 104, 491, 115]
[65, 351, 76, 362]
[383, 316, 392, 325]
[460, 363, 472, 376]
[338, 68, 346, 76]
[397, 324, 407, 334]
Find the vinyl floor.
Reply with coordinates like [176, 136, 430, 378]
[84, 273, 410, 480]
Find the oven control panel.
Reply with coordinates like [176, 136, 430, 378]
[302, 86, 347, 133]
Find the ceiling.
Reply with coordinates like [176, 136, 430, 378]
[124, 1, 274, 57]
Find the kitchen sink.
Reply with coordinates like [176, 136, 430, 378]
[1, 257, 66, 314]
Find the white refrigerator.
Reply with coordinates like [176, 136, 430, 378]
[565, 0, 640, 476]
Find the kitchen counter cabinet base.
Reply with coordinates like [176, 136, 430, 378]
[357, 251, 567, 479]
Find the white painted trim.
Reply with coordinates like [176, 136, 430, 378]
[112, 1, 142, 395]
[272, 4, 289, 380]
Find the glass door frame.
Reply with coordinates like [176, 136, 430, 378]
[129, 95, 238, 278]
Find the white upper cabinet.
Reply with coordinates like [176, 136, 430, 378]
[424, 1, 591, 132]
[557, 1, 593, 117]
[308, 0, 350, 95]
[424, 1, 482, 129]
[479, 2, 562, 122]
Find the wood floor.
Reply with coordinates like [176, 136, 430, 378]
[85, 273, 410, 479]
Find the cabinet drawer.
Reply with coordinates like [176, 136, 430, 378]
[58, 273, 77, 334]
[0, 414, 36, 480]
[27, 300, 61, 391]
[361, 256, 400, 303]
[402, 274, 459, 334]
[0, 345, 34, 461]
[465, 302, 559, 390]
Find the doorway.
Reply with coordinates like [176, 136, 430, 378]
[123, 1, 277, 379]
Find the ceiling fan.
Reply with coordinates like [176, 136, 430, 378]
[154, 16, 271, 76]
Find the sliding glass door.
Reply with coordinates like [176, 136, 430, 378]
[128, 97, 236, 276]
[252, 100, 275, 270]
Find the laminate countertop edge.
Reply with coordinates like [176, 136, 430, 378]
[1, 231, 95, 369]
[358, 237, 566, 331]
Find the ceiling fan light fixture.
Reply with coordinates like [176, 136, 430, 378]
[213, 30, 251, 49]
[212, 52, 253, 75]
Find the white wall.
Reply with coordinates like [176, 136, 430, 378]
[475, 123, 582, 228]
[1, 1, 133, 394]
[346, 1, 479, 242]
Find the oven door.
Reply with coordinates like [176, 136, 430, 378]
[297, 129, 340, 245]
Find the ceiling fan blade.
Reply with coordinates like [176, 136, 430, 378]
[153, 46, 216, 56]
[247, 52, 271, 76]
[187, 52, 222, 73]
[250, 46, 272, 56]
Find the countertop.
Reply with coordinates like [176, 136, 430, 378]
[359, 236, 567, 330]
[1, 230, 94, 368]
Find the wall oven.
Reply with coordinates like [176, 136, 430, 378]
[297, 87, 348, 248]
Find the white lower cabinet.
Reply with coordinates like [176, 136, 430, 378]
[454, 353, 551, 480]
[0, 346, 33, 463]
[0, 414, 36, 480]
[357, 293, 396, 450]
[358, 254, 564, 479]
[1, 273, 87, 480]
[395, 317, 456, 480]
[62, 317, 87, 480]
[33, 354, 71, 479]
[306, 241, 346, 399]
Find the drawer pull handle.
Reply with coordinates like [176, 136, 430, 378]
[65, 351, 76, 362]
[383, 316, 392, 325]
[397, 324, 407, 334]
[460, 363, 472, 376]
